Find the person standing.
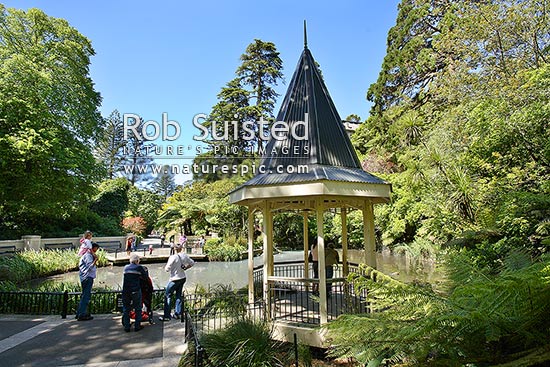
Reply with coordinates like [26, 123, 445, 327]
[76, 242, 100, 321]
[198, 235, 205, 254]
[159, 245, 194, 321]
[179, 233, 187, 253]
[160, 233, 166, 248]
[131, 236, 137, 252]
[122, 253, 148, 332]
[325, 241, 340, 297]
[126, 234, 134, 256]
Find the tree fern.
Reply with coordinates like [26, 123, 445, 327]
[326, 253, 550, 366]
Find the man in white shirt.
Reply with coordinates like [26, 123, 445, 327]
[159, 244, 194, 321]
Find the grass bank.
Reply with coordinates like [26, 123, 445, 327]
[0, 249, 110, 285]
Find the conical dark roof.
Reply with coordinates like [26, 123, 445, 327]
[240, 44, 386, 187]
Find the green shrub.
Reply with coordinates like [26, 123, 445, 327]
[445, 230, 536, 271]
[0, 280, 19, 291]
[91, 178, 130, 219]
[204, 237, 222, 249]
[199, 319, 290, 367]
[206, 244, 246, 261]
[41, 208, 124, 238]
[204, 236, 246, 261]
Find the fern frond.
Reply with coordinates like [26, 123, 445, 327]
[328, 254, 550, 366]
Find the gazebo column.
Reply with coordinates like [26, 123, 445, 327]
[303, 213, 309, 281]
[262, 202, 274, 319]
[362, 200, 377, 268]
[247, 208, 255, 304]
[316, 199, 328, 324]
[341, 208, 349, 277]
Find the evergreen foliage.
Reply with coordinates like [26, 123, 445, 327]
[0, 6, 104, 237]
[126, 184, 163, 234]
[326, 252, 550, 366]
[353, 0, 550, 264]
[157, 178, 246, 237]
[325, 3, 550, 364]
[94, 109, 126, 179]
[203, 235, 247, 261]
[119, 115, 155, 186]
[236, 39, 284, 152]
[90, 178, 130, 220]
[193, 39, 283, 181]
[152, 165, 177, 200]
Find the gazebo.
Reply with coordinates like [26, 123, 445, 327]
[229, 30, 391, 341]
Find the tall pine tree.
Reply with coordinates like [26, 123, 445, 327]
[237, 39, 283, 152]
[120, 116, 155, 186]
[95, 110, 126, 179]
[194, 39, 283, 181]
[152, 165, 177, 200]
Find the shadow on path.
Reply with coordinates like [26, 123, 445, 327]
[0, 314, 180, 367]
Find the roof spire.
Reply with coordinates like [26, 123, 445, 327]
[303, 20, 308, 49]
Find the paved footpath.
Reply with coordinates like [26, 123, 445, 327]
[0, 314, 187, 367]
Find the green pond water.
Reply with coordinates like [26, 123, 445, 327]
[30, 250, 442, 290]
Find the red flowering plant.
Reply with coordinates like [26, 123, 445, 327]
[121, 217, 147, 236]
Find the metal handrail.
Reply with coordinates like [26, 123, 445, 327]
[0, 288, 166, 318]
[253, 259, 361, 271]
[184, 310, 208, 367]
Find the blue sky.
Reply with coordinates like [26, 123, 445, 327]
[4, 0, 400, 183]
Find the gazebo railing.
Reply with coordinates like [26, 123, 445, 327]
[253, 261, 369, 325]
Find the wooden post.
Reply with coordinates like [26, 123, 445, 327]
[303, 213, 309, 279]
[363, 200, 377, 268]
[341, 207, 349, 277]
[316, 199, 328, 324]
[262, 202, 273, 319]
[248, 208, 255, 304]
[267, 208, 274, 283]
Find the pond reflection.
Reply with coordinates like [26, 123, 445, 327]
[29, 250, 441, 290]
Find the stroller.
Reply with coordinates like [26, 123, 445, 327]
[129, 266, 154, 324]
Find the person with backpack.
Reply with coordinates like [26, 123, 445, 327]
[158, 244, 194, 321]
